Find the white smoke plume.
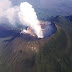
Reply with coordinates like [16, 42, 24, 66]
[0, 0, 43, 38]
[18, 2, 43, 38]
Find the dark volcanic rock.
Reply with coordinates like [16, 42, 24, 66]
[65, 15, 72, 22]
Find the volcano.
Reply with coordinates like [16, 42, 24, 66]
[20, 21, 57, 38]
[0, 23, 56, 72]
[0, 1, 57, 71]
[0, 0, 72, 72]
[0, 15, 72, 72]
[0, 21, 57, 66]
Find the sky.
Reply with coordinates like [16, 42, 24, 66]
[0, 0, 72, 17]
[39, 0, 72, 15]
[39, 0, 72, 8]
[10, 0, 72, 8]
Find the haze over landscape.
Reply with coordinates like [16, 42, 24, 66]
[11, 0, 72, 15]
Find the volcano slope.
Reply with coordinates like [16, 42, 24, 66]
[0, 16, 72, 72]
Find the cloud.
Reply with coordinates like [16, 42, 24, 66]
[0, 0, 43, 38]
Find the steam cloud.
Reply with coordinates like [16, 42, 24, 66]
[0, 0, 17, 25]
[0, 0, 43, 38]
[18, 2, 43, 38]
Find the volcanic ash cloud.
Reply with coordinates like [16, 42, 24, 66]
[18, 2, 44, 38]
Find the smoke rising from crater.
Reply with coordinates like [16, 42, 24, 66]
[18, 2, 43, 38]
[0, 0, 43, 38]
